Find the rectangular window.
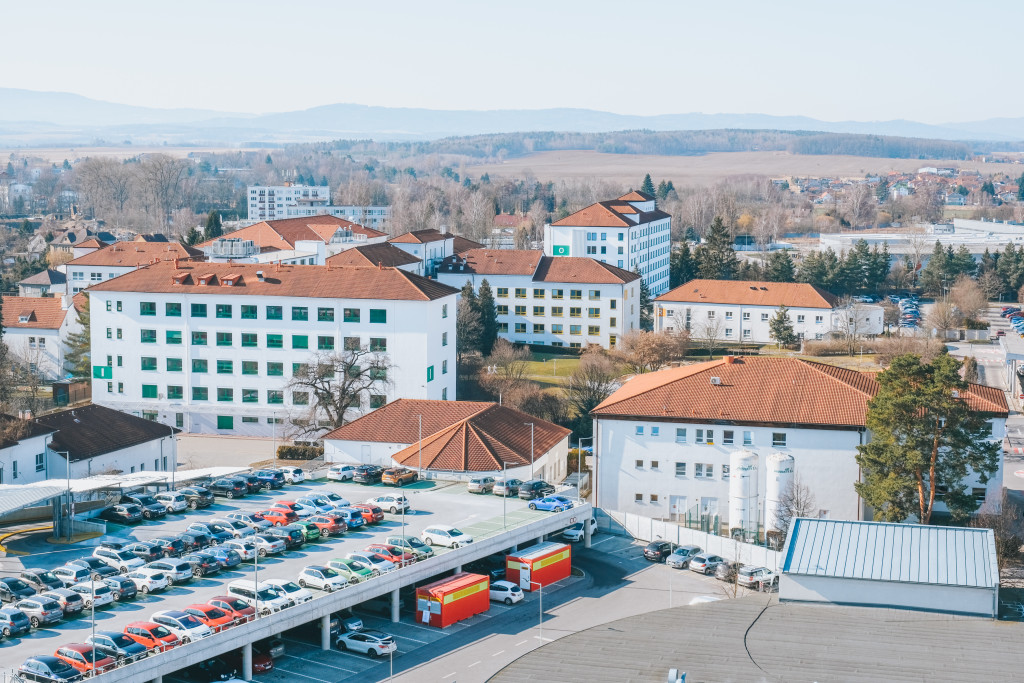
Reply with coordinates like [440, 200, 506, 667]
[267, 362, 283, 376]
[570, 325, 582, 335]
[427, 365, 435, 382]
[496, 305, 508, 316]
[651, 427, 660, 437]
[116, 300, 122, 311]
[610, 299, 617, 309]
[515, 322, 527, 334]
[35, 452, 44, 472]
[497, 322, 508, 333]
[743, 430, 753, 446]
[695, 463, 713, 478]
[441, 360, 448, 375]
[267, 334, 283, 348]
[291, 307, 308, 321]
[242, 416, 258, 424]
[442, 304, 448, 318]
[370, 394, 387, 409]
[117, 356, 122, 367]
[192, 331, 207, 345]
[743, 329, 751, 340]
[635, 493, 642, 502]
[241, 333, 257, 348]
[552, 324, 563, 334]
[723, 430, 734, 445]
[216, 304, 232, 319]
[815, 315, 823, 324]
[318, 336, 335, 350]
[675, 462, 686, 477]
[515, 288, 526, 298]
[140, 301, 156, 316]
[344, 337, 360, 351]
[216, 332, 232, 347]
[192, 359, 208, 373]
[533, 288, 545, 298]
[589, 290, 600, 300]
[675, 428, 687, 443]
[533, 323, 545, 334]
[217, 360, 233, 374]
[635, 426, 644, 436]
[761, 313, 770, 321]
[742, 312, 750, 321]
[142, 384, 158, 399]
[117, 328, 122, 339]
[772, 432, 787, 447]
[588, 325, 600, 336]
[192, 386, 208, 401]
[292, 391, 309, 405]
[551, 306, 563, 317]
[551, 289, 563, 300]
[588, 308, 600, 318]
[266, 390, 282, 405]
[165, 302, 181, 317]
[515, 305, 527, 316]
[366, 337, 386, 352]
[242, 389, 258, 403]
[217, 415, 233, 430]
[610, 317, 617, 328]
[141, 329, 156, 344]
[318, 307, 334, 322]
[167, 385, 183, 400]
[241, 305, 257, 319]
[242, 360, 258, 375]
[106, 300, 111, 311]
[141, 357, 157, 371]
[166, 330, 182, 345]
[266, 306, 283, 320]
[635, 459, 643, 468]
[166, 358, 182, 372]
[796, 314, 805, 323]
[293, 363, 309, 377]
[217, 388, 233, 402]
[442, 332, 448, 346]
[533, 306, 545, 316]
[570, 307, 581, 318]
[570, 289, 582, 300]
[191, 303, 207, 318]
[106, 328, 112, 339]
[370, 309, 386, 323]
[292, 335, 308, 350]
[497, 288, 508, 298]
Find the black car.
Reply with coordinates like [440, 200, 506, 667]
[151, 536, 188, 558]
[465, 554, 508, 582]
[0, 577, 37, 603]
[208, 478, 247, 499]
[352, 465, 384, 485]
[177, 486, 216, 509]
[176, 531, 213, 552]
[181, 656, 237, 682]
[103, 575, 137, 601]
[517, 480, 555, 500]
[98, 504, 144, 524]
[67, 558, 118, 581]
[643, 540, 674, 562]
[18, 655, 83, 683]
[119, 494, 167, 520]
[233, 474, 266, 494]
[87, 630, 148, 665]
[20, 569, 63, 593]
[264, 526, 304, 549]
[100, 540, 163, 563]
[181, 552, 222, 578]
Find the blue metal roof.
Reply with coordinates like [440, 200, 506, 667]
[781, 518, 998, 589]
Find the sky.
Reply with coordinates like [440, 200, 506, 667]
[2, 0, 1022, 124]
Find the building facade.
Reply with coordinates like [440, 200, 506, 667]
[246, 184, 390, 229]
[1, 295, 77, 380]
[200, 215, 388, 266]
[544, 191, 671, 296]
[436, 249, 641, 349]
[87, 261, 457, 437]
[66, 242, 203, 295]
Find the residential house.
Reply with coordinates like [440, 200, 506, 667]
[66, 241, 203, 294]
[18, 269, 66, 298]
[200, 215, 388, 265]
[1, 295, 78, 379]
[0, 414, 55, 485]
[325, 243, 424, 276]
[388, 229, 457, 277]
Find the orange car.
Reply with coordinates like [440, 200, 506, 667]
[259, 508, 297, 527]
[124, 621, 181, 652]
[207, 595, 256, 625]
[184, 603, 235, 632]
[54, 643, 116, 675]
[351, 503, 384, 524]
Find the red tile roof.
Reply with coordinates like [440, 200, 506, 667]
[551, 196, 669, 228]
[445, 249, 544, 276]
[617, 190, 655, 201]
[440, 250, 639, 284]
[325, 243, 421, 269]
[533, 256, 639, 285]
[200, 215, 386, 250]
[592, 357, 1008, 426]
[86, 260, 458, 301]
[656, 279, 840, 309]
[67, 241, 202, 267]
[1, 295, 68, 330]
[389, 229, 451, 244]
[75, 238, 108, 249]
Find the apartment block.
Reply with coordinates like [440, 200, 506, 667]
[246, 184, 390, 229]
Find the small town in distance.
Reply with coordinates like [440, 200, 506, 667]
[3, 4, 1024, 682]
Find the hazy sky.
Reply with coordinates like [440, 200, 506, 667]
[3, 0, 1021, 123]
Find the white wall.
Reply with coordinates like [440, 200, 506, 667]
[655, 301, 851, 343]
[47, 437, 176, 479]
[780, 573, 996, 617]
[0, 432, 50, 484]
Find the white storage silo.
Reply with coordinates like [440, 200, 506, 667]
[765, 452, 796, 533]
[728, 450, 759, 537]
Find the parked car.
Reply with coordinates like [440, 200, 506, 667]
[225, 580, 294, 615]
[181, 551, 222, 578]
[517, 480, 555, 500]
[381, 467, 418, 486]
[333, 507, 366, 530]
[318, 492, 352, 508]
[279, 467, 306, 484]
[206, 596, 256, 625]
[221, 539, 258, 561]
[102, 575, 138, 601]
[234, 474, 266, 494]
[715, 560, 743, 583]
[251, 535, 287, 557]
[384, 535, 434, 559]
[265, 526, 304, 549]
[124, 568, 169, 594]
[52, 565, 92, 588]
[327, 464, 357, 481]
[465, 553, 508, 582]
[102, 540, 163, 563]
[665, 545, 703, 569]
[206, 546, 243, 569]
[183, 603, 234, 632]
[39, 588, 84, 617]
[211, 518, 257, 538]
[298, 565, 349, 592]
[359, 594, 405, 616]
[260, 507, 299, 526]
[352, 465, 384, 485]
[294, 496, 334, 515]
[467, 476, 496, 494]
[208, 478, 247, 499]
[175, 530, 213, 552]
[528, 495, 574, 512]
[422, 524, 474, 548]
[289, 520, 322, 542]
[18, 655, 83, 683]
[351, 503, 384, 524]
[145, 559, 194, 585]
[493, 478, 523, 497]
[561, 518, 597, 542]
[306, 514, 347, 537]
[68, 557, 119, 581]
[181, 657, 238, 681]
[643, 541, 674, 562]
[123, 621, 180, 653]
[489, 580, 524, 605]
[345, 551, 396, 575]
[86, 630, 148, 664]
[154, 491, 188, 513]
[176, 486, 215, 509]
[0, 606, 31, 637]
[92, 547, 144, 574]
[327, 558, 375, 584]
[272, 500, 312, 519]
[226, 511, 273, 531]
[263, 579, 313, 605]
[0, 577, 37, 603]
[150, 536, 188, 558]
[253, 636, 286, 659]
[365, 494, 410, 514]
[254, 469, 286, 489]
[688, 553, 726, 575]
[53, 644, 115, 676]
[119, 494, 167, 520]
[224, 647, 274, 674]
[16, 596, 63, 628]
[98, 504, 143, 525]
[336, 629, 396, 657]
[186, 522, 234, 545]
[737, 566, 778, 591]
[68, 581, 114, 609]
[20, 568, 63, 592]
[364, 543, 416, 567]
[151, 610, 214, 644]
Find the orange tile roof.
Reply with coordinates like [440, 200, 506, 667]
[617, 190, 655, 201]
[445, 249, 543, 276]
[322, 399, 492, 443]
[75, 238, 108, 249]
[199, 215, 386, 250]
[592, 357, 1007, 426]
[1, 295, 68, 330]
[656, 279, 840, 309]
[67, 241, 202, 267]
[85, 260, 458, 301]
[551, 197, 669, 228]
[533, 256, 639, 285]
[389, 229, 451, 244]
[440, 250, 639, 284]
[325, 243, 421, 269]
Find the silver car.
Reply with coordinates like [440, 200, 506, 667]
[15, 597, 63, 628]
[665, 545, 703, 569]
[467, 477, 496, 494]
[493, 478, 523, 497]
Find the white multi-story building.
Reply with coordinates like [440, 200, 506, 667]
[246, 184, 390, 229]
[436, 249, 641, 350]
[591, 357, 1007, 526]
[87, 261, 457, 437]
[654, 279, 884, 343]
[66, 241, 203, 295]
[544, 191, 671, 296]
[1, 295, 78, 379]
[201, 215, 389, 266]
[387, 229, 489, 277]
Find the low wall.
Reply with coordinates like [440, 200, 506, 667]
[0, 499, 105, 525]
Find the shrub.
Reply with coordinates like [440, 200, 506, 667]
[276, 445, 323, 460]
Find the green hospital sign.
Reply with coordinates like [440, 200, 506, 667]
[93, 366, 112, 379]
[553, 245, 570, 256]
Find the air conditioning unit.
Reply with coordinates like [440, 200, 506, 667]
[710, 377, 722, 385]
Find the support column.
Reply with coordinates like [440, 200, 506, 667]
[584, 518, 593, 549]
[320, 614, 331, 651]
[391, 588, 401, 623]
[151, 677, 163, 683]
[536, 536, 544, 546]
[242, 642, 253, 682]
[510, 544, 518, 553]
[454, 565, 462, 574]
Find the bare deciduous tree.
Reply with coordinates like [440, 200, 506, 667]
[949, 275, 988, 322]
[613, 329, 689, 374]
[481, 339, 531, 400]
[285, 348, 392, 438]
[970, 492, 1023, 574]
[695, 315, 723, 357]
[771, 473, 816, 548]
[564, 351, 618, 419]
[138, 155, 192, 228]
[925, 299, 962, 338]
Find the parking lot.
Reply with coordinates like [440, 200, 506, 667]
[0, 475, 553, 679]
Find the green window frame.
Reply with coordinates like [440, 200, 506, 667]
[267, 334, 283, 349]
[217, 415, 233, 429]
[140, 302, 156, 316]
[291, 307, 308, 321]
[318, 336, 334, 351]
[241, 333, 258, 348]
[167, 385, 183, 400]
[242, 360, 259, 375]
[217, 388, 233, 402]
[369, 337, 387, 352]
[141, 330, 156, 344]
[241, 305, 258, 320]
[217, 360, 233, 374]
[191, 303, 207, 318]
[369, 309, 386, 324]
[242, 389, 259, 404]
[343, 308, 360, 323]
[267, 390, 284, 405]
[426, 365, 434, 382]
[317, 307, 334, 322]
[166, 330, 182, 345]
[191, 331, 207, 345]
[142, 384, 158, 399]
[165, 302, 181, 317]
[293, 363, 308, 376]
[266, 306, 282, 320]
[216, 332, 232, 347]
[141, 357, 157, 371]
[370, 367, 387, 380]
[192, 387, 209, 401]
[344, 337, 360, 351]
[166, 358, 183, 372]
[267, 362, 284, 376]
[292, 335, 308, 350]
[216, 304, 232, 319]
[192, 359, 208, 373]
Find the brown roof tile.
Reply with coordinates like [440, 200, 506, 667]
[617, 190, 655, 201]
[389, 229, 451, 244]
[74, 238, 108, 249]
[1, 295, 67, 330]
[199, 215, 386, 250]
[440, 250, 639, 285]
[442, 249, 543, 276]
[0, 414, 56, 450]
[325, 243, 421, 269]
[68, 241, 202, 267]
[533, 257, 639, 285]
[656, 279, 840, 309]
[86, 260, 458, 301]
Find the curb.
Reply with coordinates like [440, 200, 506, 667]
[0, 525, 52, 556]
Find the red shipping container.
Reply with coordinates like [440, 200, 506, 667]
[415, 572, 489, 628]
[505, 542, 571, 591]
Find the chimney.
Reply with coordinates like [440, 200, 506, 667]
[256, 270, 265, 281]
[378, 261, 383, 270]
[724, 355, 735, 364]
[173, 257, 179, 270]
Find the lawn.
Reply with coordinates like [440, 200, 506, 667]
[523, 353, 581, 388]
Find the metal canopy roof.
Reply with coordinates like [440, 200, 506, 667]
[19, 466, 250, 494]
[781, 518, 998, 589]
[0, 485, 67, 519]
[173, 466, 251, 483]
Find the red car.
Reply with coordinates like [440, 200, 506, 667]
[54, 643, 117, 675]
[364, 543, 416, 567]
[207, 595, 256, 625]
[258, 509, 296, 527]
[307, 514, 347, 537]
[124, 621, 181, 652]
[351, 503, 384, 524]
[225, 647, 274, 674]
[183, 603, 235, 632]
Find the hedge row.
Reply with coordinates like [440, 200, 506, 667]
[276, 445, 324, 460]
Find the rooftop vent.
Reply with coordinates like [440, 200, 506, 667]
[256, 270, 265, 281]
[710, 377, 722, 385]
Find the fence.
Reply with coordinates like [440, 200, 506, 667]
[597, 509, 781, 571]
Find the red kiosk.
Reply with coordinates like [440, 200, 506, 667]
[415, 572, 490, 628]
[505, 542, 571, 591]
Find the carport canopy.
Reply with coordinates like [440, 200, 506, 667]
[0, 485, 67, 519]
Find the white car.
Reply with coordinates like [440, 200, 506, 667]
[280, 467, 305, 484]
[262, 579, 313, 604]
[327, 464, 357, 481]
[225, 511, 273, 532]
[346, 552, 397, 575]
[298, 565, 349, 592]
[69, 581, 115, 609]
[92, 547, 144, 574]
[224, 580, 293, 616]
[151, 610, 214, 644]
[124, 568, 169, 594]
[145, 560, 193, 585]
[561, 518, 597, 543]
[154, 492, 188, 513]
[296, 497, 337, 514]
[211, 518, 256, 538]
[292, 500, 326, 517]
[366, 495, 410, 514]
[336, 629, 397, 657]
[222, 539, 257, 561]
[422, 525, 474, 548]
[319, 492, 352, 508]
[489, 580, 524, 605]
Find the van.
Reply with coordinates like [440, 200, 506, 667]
[225, 580, 294, 616]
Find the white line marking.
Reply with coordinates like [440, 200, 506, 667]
[516, 639, 529, 646]
[281, 654, 360, 674]
[397, 634, 429, 644]
[443, 673, 457, 679]
[274, 668, 333, 683]
[492, 650, 505, 656]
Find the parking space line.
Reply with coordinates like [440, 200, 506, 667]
[395, 634, 429, 644]
[281, 654, 360, 674]
[492, 650, 505, 656]
[274, 667, 334, 683]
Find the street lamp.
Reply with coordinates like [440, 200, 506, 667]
[525, 422, 535, 479]
[53, 449, 71, 542]
[502, 459, 508, 528]
[417, 414, 423, 475]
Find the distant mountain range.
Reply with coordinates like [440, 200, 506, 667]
[1, 87, 1023, 148]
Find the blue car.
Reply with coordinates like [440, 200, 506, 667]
[254, 470, 285, 489]
[528, 495, 575, 512]
[334, 507, 365, 530]
[205, 547, 242, 569]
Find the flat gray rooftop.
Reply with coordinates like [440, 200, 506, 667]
[489, 594, 1022, 682]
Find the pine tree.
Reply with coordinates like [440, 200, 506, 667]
[182, 225, 202, 246]
[64, 294, 92, 379]
[265, 154, 273, 165]
[640, 174, 655, 197]
[456, 282, 482, 363]
[918, 241, 950, 295]
[875, 178, 889, 203]
[656, 180, 669, 201]
[765, 250, 796, 282]
[476, 279, 498, 356]
[683, 226, 699, 243]
[204, 210, 223, 241]
[634, 267, 653, 330]
[669, 243, 696, 288]
[1017, 174, 1024, 201]
[981, 180, 995, 196]
[694, 216, 738, 281]
[768, 306, 797, 346]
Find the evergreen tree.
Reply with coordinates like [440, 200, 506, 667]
[476, 279, 498, 356]
[866, 243, 891, 292]
[182, 225, 202, 246]
[204, 210, 223, 241]
[981, 180, 995, 196]
[640, 174, 655, 197]
[875, 178, 889, 203]
[5, 162, 12, 176]
[656, 180, 669, 201]
[669, 243, 696, 288]
[918, 241, 950, 295]
[456, 283, 482, 363]
[797, 251, 829, 289]
[665, 180, 675, 197]
[996, 243, 1024, 299]
[265, 154, 273, 165]
[765, 250, 796, 283]
[634, 267, 653, 330]
[683, 226, 699, 243]
[1017, 174, 1024, 201]
[951, 244, 977, 279]
[768, 305, 797, 346]
[64, 294, 92, 379]
[694, 216, 739, 281]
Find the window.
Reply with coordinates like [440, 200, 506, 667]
[427, 365, 435, 382]
[441, 360, 448, 375]
[552, 324, 563, 334]
[635, 426, 644, 436]
[107, 381, 113, 393]
[267, 362, 284, 376]
[293, 363, 308, 376]
[141, 357, 157, 371]
[12, 461, 17, 480]
[117, 356, 122, 367]
[442, 332, 448, 346]
[35, 452, 44, 472]
[742, 312, 750, 321]
[696, 429, 714, 445]
[570, 307, 581, 317]
[742, 329, 751, 340]
[370, 367, 387, 380]
[165, 302, 181, 317]
[370, 309, 386, 323]
[117, 328, 122, 339]
[167, 385, 183, 400]
[551, 306, 563, 317]
[533, 288, 545, 298]
[442, 387, 448, 399]
[242, 361, 258, 375]
[695, 463, 713, 478]
[216, 332, 232, 347]
[370, 395, 387, 409]
[722, 464, 730, 478]
[610, 299, 617, 309]
[651, 427, 660, 437]
[266, 306, 283, 320]
[106, 328, 112, 339]
[707, 311, 716, 319]
[241, 305, 257, 320]
[216, 304, 232, 319]
[291, 307, 308, 321]
[589, 290, 600, 300]
[634, 493, 643, 503]
[588, 325, 600, 336]
[191, 303, 207, 318]
[551, 289, 563, 299]
[292, 335, 308, 350]
[242, 416, 258, 424]
[515, 322, 526, 334]
[192, 359, 208, 373]
[217, 388, 233, 402]
[318, 307, 334, 322]
[675, 428, 687, 443]
[496, 305, 509, 316]
[116, 300, 122, 311]
[140, 302, 156, 316]
[515, 288, 526, 298]
[570, 289, 582, 300]
[796, 314, 805, 323]
[267, 334, 283, 348]
[650, 494, 659, 503]
[142, 384, 158, 399]
[497, 322, 509, 333]
[192, 331, 207, 345]
[651, 460, 659, 469]
[610, 317, 617, 328]
[772, 432, 787, 447]
[497, 287, 508, 298]
[344, 337, 360, 351]
[588, 308, 600, 318]
[141, 329, 156, 344]
[815, 315, 823, 324]
[166, 330, 182, 345]
[675, 462, 686, 477]
[166, 358, 182, 372]
[570, 325, 582, 335]
[192, 387, 208, 401]
[293, 391, 309, 405]
[723, 430, 734, 445]
[515, 305, 527, 316]
[533, 306, 545, 316]
[442, 304, 448, 318]
[761, 313, 769, 321]
[241, 389, 258, 404]
[217, 360, 233, 374]
[533, 323, 545, 334]
[318, 336, 334, 350]
[217, 415, 233, 430]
